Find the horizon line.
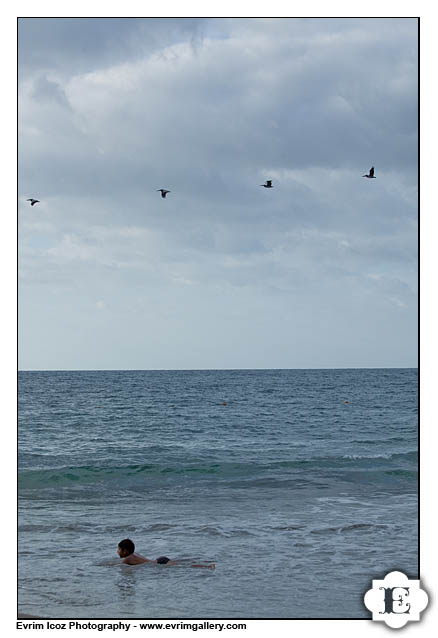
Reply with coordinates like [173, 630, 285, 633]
[18, 365, 418, 373]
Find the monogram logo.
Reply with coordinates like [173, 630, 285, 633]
[364, 571, 429, 629]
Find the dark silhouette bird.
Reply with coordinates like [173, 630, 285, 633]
[27, 198, 40, 206]
[362, 167, 376, 179]
[157, 189, 171, 198]
[260, 180, 273, 188]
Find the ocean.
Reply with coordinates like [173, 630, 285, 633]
[18, 368, 418, 619]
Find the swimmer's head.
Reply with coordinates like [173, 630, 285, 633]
[118, 538, 135, 557]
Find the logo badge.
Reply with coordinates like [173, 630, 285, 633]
[364, 571, 429, 629]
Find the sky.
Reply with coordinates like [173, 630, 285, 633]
[18, 17, 418, 370]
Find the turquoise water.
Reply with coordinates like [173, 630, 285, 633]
[18, 368, 418, 618]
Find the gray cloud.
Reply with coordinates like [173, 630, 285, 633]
[18, 18, 206, 78]
[18, 18, 418, 370]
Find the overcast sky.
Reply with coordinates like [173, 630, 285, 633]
[18, 17, 418, 370]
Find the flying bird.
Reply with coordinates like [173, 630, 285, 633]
[157, 189, 171, 198]
[362, 167, 376, 179]
[260, 180, 273, 188]
[27, 198, 40, 206]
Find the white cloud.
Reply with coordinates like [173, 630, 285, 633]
[18, 17, 418, 369]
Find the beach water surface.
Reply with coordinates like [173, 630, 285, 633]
[18, 368, 418, 618]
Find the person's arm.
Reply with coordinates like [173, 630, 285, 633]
[190, 563, 215, 569]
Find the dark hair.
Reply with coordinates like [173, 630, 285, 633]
[118, 538, 135, 555]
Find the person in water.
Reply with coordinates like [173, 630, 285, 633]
[117, 539, 215, 569]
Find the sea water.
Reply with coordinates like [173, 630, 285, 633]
[18, 368, 418, 619]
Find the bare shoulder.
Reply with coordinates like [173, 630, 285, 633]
[122, 556, 138, 565]
[123, 553, 150, 565]
[122, 557, 135, 565]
